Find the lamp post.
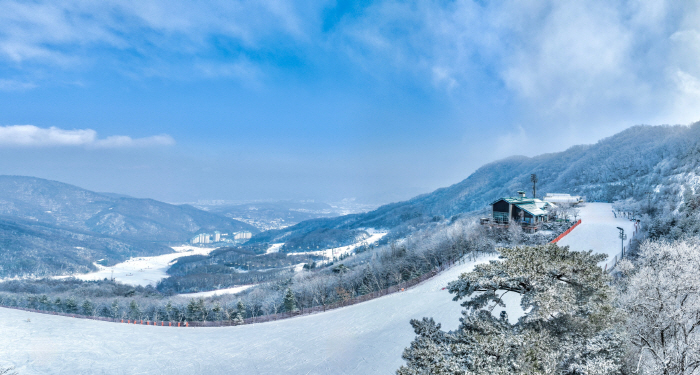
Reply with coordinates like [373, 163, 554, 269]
[617, 227, 627, 258]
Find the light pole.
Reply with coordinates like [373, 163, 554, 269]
[617, 227, 627, 257]
[645, 191, 652, 214]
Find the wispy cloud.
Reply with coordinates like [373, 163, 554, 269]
[0, 125, 174, 148]
[0, 79, 36, 91]
[0, 0, 698, 135]
[0, 0, 319, 75]
[334, 0, 700, 126]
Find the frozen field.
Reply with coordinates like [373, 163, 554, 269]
[59, 245, 219, 287]
[556, 203, 637, 269]
[0, 255, 496, 375]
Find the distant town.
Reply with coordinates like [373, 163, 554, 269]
[189, 231, 253, 245]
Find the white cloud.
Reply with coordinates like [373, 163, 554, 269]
[0, 0, 320, 67]
[0, 125, 174, 148]
[0, 79, 36, 91]
[333, 0, 700, 138]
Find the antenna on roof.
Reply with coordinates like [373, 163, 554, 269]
[531, 174, 538, 198]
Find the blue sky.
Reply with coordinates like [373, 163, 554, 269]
[0, 0, 699, 204]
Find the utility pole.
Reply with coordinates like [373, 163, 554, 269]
[531, 174, 538, 198]
[645, 191, 652, 214]
[617, 227, 627, 258]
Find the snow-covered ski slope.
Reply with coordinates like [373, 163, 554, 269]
[0, 203, 635, 374]
[556, 203, 637, 269]
[1, 256, 497, 375]
[57, 245, 219, 287]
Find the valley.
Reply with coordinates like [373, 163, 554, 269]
[0, 203, 628, 374]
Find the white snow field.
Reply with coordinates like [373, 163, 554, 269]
[177, 284, 255, 298]
[286, 231, 387, 260]
[0, 255, 497, 375]
[58, 245, 219, 287]
[556, 203, 637, 270]
[0, 203, 633, 374]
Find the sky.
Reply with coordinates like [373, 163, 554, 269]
[0, 0, 699, 205]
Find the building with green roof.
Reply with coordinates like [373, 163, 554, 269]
[490, 191, 556, 229]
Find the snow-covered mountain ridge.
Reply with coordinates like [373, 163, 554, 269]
[250, 122, 700, 244]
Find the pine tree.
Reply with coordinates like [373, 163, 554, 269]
[165, 301, 173, 321]
[398, 244, 624, 375]
[233, 301, 246, 325]
[111, 299, 120, 319]
[64, 298, 78, 314]
[128, 300, 140, 320]
[283, 288, 297, 313]
[81, 300, 93, 316]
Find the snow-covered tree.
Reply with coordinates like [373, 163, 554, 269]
[81, 299, 94, 316]
[128, 300, 140, 320]
[619, 240, 700, 375]
[398, 244, 624, 375]
[283, 288, 297, 313]
[233, 301, 246, 324]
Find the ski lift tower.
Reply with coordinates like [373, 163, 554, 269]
[616, 227, 627, 257]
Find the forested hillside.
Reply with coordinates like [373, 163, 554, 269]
[0, 176, 258, 277]
[0, 217, 171, 278]
[0, 176, 258, 242]
[252, 122, 700, 245]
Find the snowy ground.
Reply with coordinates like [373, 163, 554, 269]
[176, 285, 255, 299]
[0, 255, 496, 375]
[286, 231, 387, 262]
[556, 203, 638, 270]
[0, 204, 634, 374]
[56, 245, 219, 287]
[264, 243, 284, 254]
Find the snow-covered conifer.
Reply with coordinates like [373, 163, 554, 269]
[398, 243, 624, 374]
[283, 288, 297, 312]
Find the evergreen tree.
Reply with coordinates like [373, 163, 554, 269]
[398, 244, 624, 375]
[81, 300, 93, 316]
[233, 301, 246, 325]
[165, 301, 173, 321]
[128, 300, 140, 320]
[111, 299, 120, 319]
[64, 298, 78, 314]
[283, 288, 297, 313]
[186, 299, 198, 320]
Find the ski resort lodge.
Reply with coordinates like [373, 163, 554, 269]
[483, 191, 556, 231]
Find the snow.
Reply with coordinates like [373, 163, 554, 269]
[265, 243, 284, 254]
[0, 255, 497, 375]
[176, 285, 255, 298]
[286, 232, 387, 262]
[56, 245, 220, 287]
[0, 204, 637, 374]
[556, 203, 638, 270]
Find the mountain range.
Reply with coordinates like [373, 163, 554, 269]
[0, 176, 257, 278]
[250, 122, 700, 245]
[3, 121, 699, 276]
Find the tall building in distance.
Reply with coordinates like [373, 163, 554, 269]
[190, 231, 252, 244]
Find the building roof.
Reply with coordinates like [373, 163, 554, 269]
[491, 197, 556, 217]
